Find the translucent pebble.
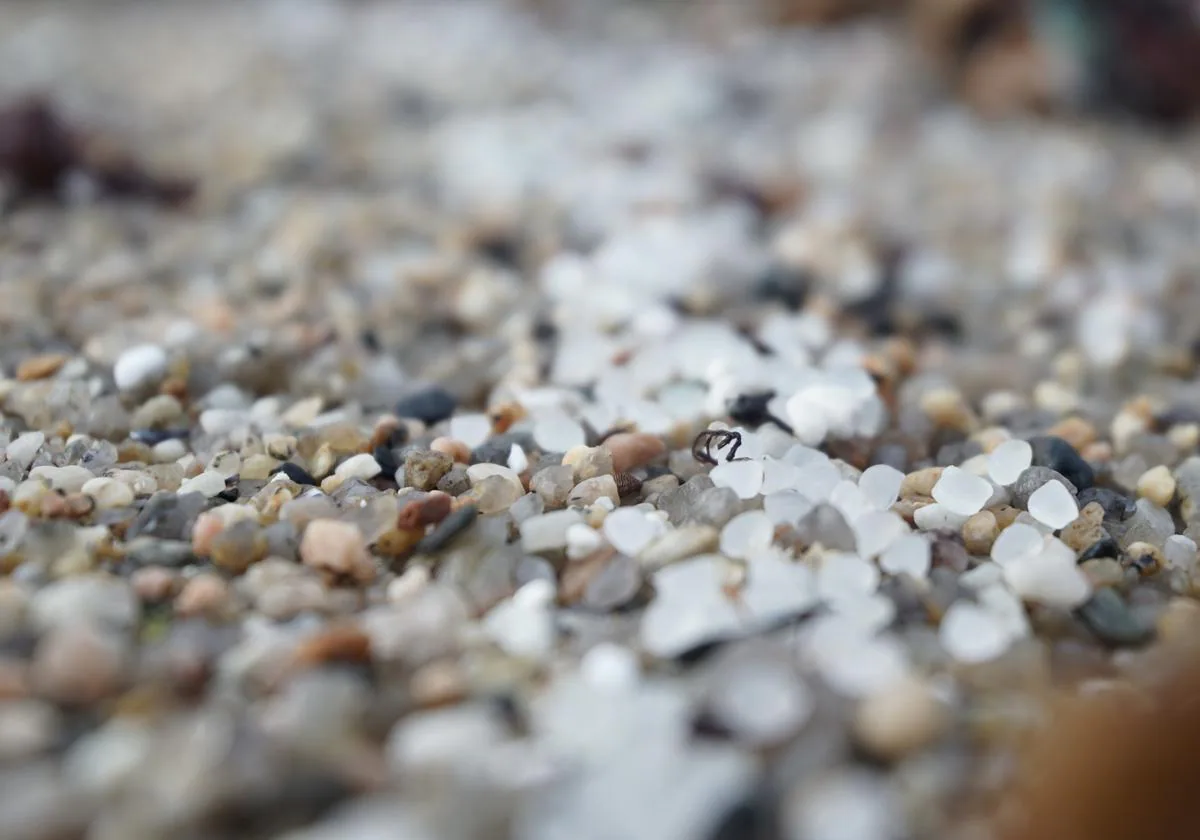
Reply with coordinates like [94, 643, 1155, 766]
[912, 503, 968, 531]
[785, 394, 829, 446]
[641, 557, 740, 658]
[707, 660, 814, 746]
[741, 554, 818, 623]
[930, 466, 994, 516]
[603, 508, 664, 556]
[817, 552, 880, 604]
[853, 511, 907, 559]
[858, 464, 905, 510]
[709, 459, 764, 500]
[719, 511, 774, 560]
[482, 579, 556, 659]
[816, 635, 910, 698]
[959, 562, 1004, 589]
[448, 414, 491, 448]
[1027, 480, 1079, 530]
[1165, 534, 1198, 574]
[987, 438, 1033, 486]
[795, 459, 843, 503]
[990, 522, 1044, 567]
[5, 432, 45, 470]
[113, 344, 167, 391]
[763, 491, 814, 526]
[879, 534, 931, 579]
[939, 602, 1012, 663]
[507, 444, 529, 474]
[760, 458, 802, 495]
[1003, 536, 1091, 609]
[830, 480, 873, 524]
[828, 593, 896, 634]
[532, 410, 585, 452]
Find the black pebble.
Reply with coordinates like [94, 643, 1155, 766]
[1029, 435, 1095, 491]
[394, 386, 457, 426]
[753, 263, 811, 311]
[471, 432, 537, 466]
[372, 445, 400, 477]
[272, 462, 318, 486]
[1078, 534, 1121, 563]
[1076, 486, 1137, 522]
[414, 504, 479, 554]
[727, 391, 776, 427]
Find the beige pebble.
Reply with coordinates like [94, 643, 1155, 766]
[240, 454, 279, 480]
[300, 519, 376, 584]
[175, 574, 231, 617]
[562, 445, 614, 481]
[1137, 465, 1176, 508]
[80, 477, 135, 510]
[989, 504, 1022, 530]
[1157, 598, 1200, 646]
[1168, 423, 1200, 454]
[1033, 380, 1079, 416]
[568, 475, 620, 508]
[430, 437, 471, 464]
[131, 567, 178, 603]
[387, 565, 431, 603]
[919, 388, 977, 431]
[601, 433, 666, 474]
[1080, 558, 1124, 589]
[1046, 416, 1097, 451]
[190, 512, 225, 557]
[962, 510, 998, 555]
[1061, 502, 1106, 553]
[31, 626, 127, 706]
[409, 660, 467, 708]
[1125, 542, 1164, 576]
[16, 353, 68, 382]
[972, 427, 1011, 454]
[1081, 441, 1113, 464]
[900, 467, 943, 499]
[854, 677, 947, 761]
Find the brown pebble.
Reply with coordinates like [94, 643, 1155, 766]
[1124, 542, 1164, 577]
[962, 510, 999, 555]
[488, 401, 526, 434]
[291, 624, 371, 668]
[300, 519, 376, 584]
[1080, 558, 1124, 589]
[0, 658, 29, 701]
[131, 566, 178, 603]
[1081, 441, 1113, 464]
[374, 527, 424, 558]
[175, 574, 230, 617]
[0, 490, 9, 514]
[1047, 416, 1097, 451]
[854, 676, 947, 761]
[1061, 502, 1106, 553]
[430, 437, 471, 464]
[602, 432, 666, 474]
[16, 353, 68, 381]
[397, 491, 453, 530]
[900, 467, 943, 499]
[409, 660, 467, 708]
[210, 521, 268, 574]
[368, 415, 403, 451]
[891, 496, 932, 525]
[990, 504, 1022, 530]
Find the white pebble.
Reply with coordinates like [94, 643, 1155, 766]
[565, 523, 604, 560]
[28, 465, 93, 494]
[852, 510, 907, 559]
[990, 522, 1044, 567]
[483, 579, 556, 659]
[795, 459, 843, 503]
[1003, 536, 1091, 609]
[80, 477, 134, 510]
[507, 444, 529, 474]
[763, 491, 814, 526]
[603, 507, 664, 556]
[830, 480, 873, 524]
[532, 410, 585, 452]
[710, 459, 764, 500]
[719, 511, 774, 560]
[113, 344, 168, 391]
[641, 556, 741, 658]
[879, 534, 931, 580]
[930, 466, 994, 516]
[817, 552, 880, 604]
[1165, 534, 1198, 574]
[858, 464, 905, 510]
[1027, 480, 1079, 530]
[760, 457, 802, 495]
[178, 470, 227, 498]
[4, 432, 44, 470]
[334, 453, 382, 481]
[987, 439, 1033, 486]
[816, 634, 910, 698]
[913, 503, 968, 531]
[939, 602, 1012, 663]
[448, 414, 491, 448]
[580, 643, 639, 690]
[466, 463, 523, 496]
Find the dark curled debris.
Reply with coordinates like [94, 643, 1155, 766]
[0, 94, 193, 206]
[692, 429, 745, 465]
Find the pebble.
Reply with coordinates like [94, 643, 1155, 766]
[178, 470, 228, 498]
[482, 578, 556, 659]
[532, 410, 585, 452]
[1029, 435, 1094, 491]
[1075, 487, 1137, 522]
[521, 509, 584, 553]
[987, 438, 1033, 486]
[1076, 588, 1154, 647]
[1137, 464, 1176, 508]
[854, 676, 947, 761]
[334, 453, 382, 482]
[930, 466, 992, 516]
[28, 465, 93, 494]
[31, 625, 127, 706]
[858, 464, 905, 510]
[604, 507, 666, 556]
[113, 344, 168, 391]
[1009, 466, 1077, 510]
[1027, 480, 1079, 530]
[568, 475, 620, 507]
[562, 445, 614, 480]
[1115, 498, 1176, 549]
[583, 553, 643, 610]
[175, 574, 231, 617]
[879, 534, 931, 580]
[16, 353, 68, 382]
[404, 450, 453, 491]
[394, 386, 457, 425]
[962, 510, 999, 555]
[530, 464, 575, 508]
[1003, 536, 1092, 609]
[899, 467, 943, 499]
[80, 477, 134, 509]
[430, 436, 471, 464]
[29, 575, 139, 632]
[638, 524, 719, 569]
[5, 432, 45, 469]
[939, 601, 1012, 663]
[299, 520, 375, 584]
[602, 432, 666, 473]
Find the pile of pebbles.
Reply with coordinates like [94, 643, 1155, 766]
[5, 2, 1200, 839]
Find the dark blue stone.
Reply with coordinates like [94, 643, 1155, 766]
[394, 386, 457, 425]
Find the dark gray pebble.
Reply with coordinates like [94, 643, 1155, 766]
[128, 492, 207, 541]
[1075, 588, 1155, 647]
[1010, 466, 1078, 510]
[394, 386, 457, 425]
[414, 504, 479, 554]
[1029, 435, 1095, 491]
[1076, 486, 1137, 522]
